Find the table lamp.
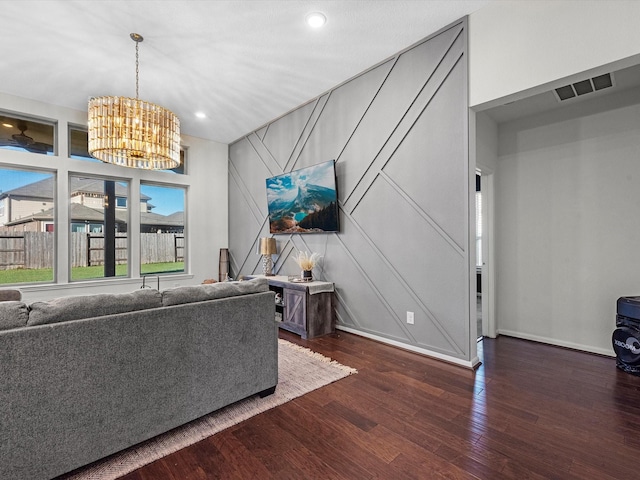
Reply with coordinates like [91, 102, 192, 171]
[259, 237, 277, 276]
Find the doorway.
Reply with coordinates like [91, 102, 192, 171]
[475, 173, 482, 339]
[476, 170, 496, 340]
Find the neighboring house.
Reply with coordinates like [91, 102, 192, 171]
[141, 211, 184, 234]
[0, 177, 54, 231]
[0, 177, 183, 233]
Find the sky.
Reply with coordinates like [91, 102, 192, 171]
[0, 168, 184, 216]
[0, 169, 50, 193]
[140, 184, 184, 215]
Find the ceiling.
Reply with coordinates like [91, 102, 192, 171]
[0, 0, 491, 144]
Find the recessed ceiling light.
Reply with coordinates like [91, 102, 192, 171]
[305, 12, 326, 28]
[195, 112, 206, 119]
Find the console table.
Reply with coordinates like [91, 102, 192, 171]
[247, 275, 335, 339]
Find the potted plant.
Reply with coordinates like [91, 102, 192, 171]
[292, 251, 321, 281]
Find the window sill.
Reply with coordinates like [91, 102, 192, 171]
[16, 273, 195, 294]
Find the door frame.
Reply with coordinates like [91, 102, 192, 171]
[479, 170, 496, 338]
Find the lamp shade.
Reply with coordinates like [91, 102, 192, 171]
[259, 237, 277, 255]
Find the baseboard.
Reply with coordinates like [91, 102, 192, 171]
[336, 325, 479, 369]
[497, 329, 615, 357]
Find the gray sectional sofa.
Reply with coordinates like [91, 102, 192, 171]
[0, 278, 277, 480]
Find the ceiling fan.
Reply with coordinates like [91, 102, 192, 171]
[0, 122, 53, 154]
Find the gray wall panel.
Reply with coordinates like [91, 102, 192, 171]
[353, 176, 467, 355]
[295, 60, 394, 172]
[229, 19, 471, 362]
[383, 58, 467, 248]
[228, 138, 271, 219]
[247, 134, 281, 178]
[340, 24, 463, 206]
[262, 100, 316, 170]
[330, 211, 457, 353]
[228, 166, 267, 277]
[256, 126, 268, 141]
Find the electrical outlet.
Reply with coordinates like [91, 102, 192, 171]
[406, 311, 414, 324]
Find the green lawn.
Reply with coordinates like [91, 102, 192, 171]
[71, 264, 129, 281]
[0, 262, 185, 285]
[0, 268, 54, 284]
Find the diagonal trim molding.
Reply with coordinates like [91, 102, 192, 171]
[229, 18, 471, 362]
[340, 209, 464, 355]
[379, 170, 464, 257]
[342, 25, 464, 210]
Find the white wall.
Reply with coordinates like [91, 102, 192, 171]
[476, 112, 498, 173]
[494, 88, 640, 355]
[0, 93, 228, 302]
[469, 0, 640, 108]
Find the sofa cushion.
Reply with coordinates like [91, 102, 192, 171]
[0, 301, 29, 331]
[27, 289, 163, 326]
[162, 277, 269, 307]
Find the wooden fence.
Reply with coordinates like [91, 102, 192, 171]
[0, 232, 54, 270]
[140, 233, 184, 265]
[0, 232, 184, 270]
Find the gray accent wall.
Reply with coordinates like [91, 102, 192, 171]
[229, 19, 472, 362]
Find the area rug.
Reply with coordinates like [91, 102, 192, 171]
[61, 339, 357, 480]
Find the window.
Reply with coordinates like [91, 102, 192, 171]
[69, 176, 129, 281]
[1, 108, 194, 286]
[0, 167, 55, 285]
[140, 183, 185, 275]
[68, 126, 187, 174]
[171, 149, 186, 175]
[1, 113, 55, 155]
[69, 126, 94, 160]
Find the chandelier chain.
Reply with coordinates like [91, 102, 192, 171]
[135, 41, 139, 99]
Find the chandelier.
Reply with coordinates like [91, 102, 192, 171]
[87, 33, 180, 170]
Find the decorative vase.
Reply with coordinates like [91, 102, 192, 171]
[302, 270, 313, 281]
[218, 248, 229, 282]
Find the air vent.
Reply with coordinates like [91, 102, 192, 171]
[554, 73, 614, 102]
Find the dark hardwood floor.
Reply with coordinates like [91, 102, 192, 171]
[121, 330, 640, 479]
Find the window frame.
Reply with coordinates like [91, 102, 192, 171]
[139, 181, 187, 276]
[0, 110, 193, 287]
[0, 165, 56, 286]
[68, 174, 131, 282]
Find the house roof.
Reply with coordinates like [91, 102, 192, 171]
[140, 211, 184, 227]
[6, 203, 183, 228]
[0, 177, 54, 201]
[1, 177, 151, 201]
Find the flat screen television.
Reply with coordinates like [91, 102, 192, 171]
[266, 159, 339, 234]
